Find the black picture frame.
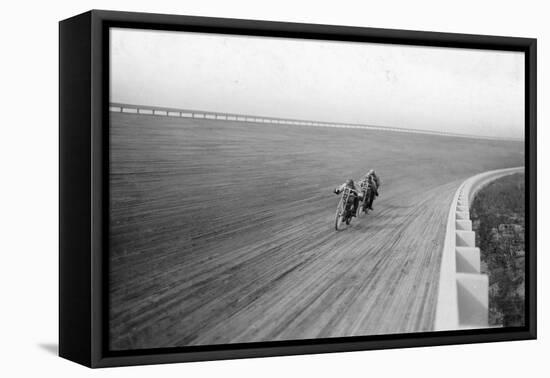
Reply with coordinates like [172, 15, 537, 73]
[59, 9, 537, 368]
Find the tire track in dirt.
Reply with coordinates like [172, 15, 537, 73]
[108, 114, 524, 349]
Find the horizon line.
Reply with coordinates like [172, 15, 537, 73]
[109, 102, 524, 142]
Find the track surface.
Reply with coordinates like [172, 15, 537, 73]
[109, 113, 523, 350]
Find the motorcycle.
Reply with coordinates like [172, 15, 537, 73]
[357, 179, 375, 217]
[335, 187, 358, 230]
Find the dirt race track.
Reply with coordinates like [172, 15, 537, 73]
[109, 113, 524, 350]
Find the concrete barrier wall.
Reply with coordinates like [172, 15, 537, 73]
[434, 167, 524, 331]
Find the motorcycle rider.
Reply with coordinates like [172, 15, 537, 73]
[360, 169, 380, 210]
[334, 179, 360, 217]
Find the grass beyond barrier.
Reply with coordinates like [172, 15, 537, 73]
[471, 173, 525, 327]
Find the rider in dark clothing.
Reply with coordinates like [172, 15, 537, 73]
[334, 179, 360, 217]
[360, 169, 380, 210]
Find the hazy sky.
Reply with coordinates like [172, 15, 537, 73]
[110, 28, 525, 139]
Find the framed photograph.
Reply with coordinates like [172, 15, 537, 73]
[59, 10, 536, 368]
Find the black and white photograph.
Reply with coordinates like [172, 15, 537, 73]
[3, 0, 548, 375]
[108, 27, 527, 350]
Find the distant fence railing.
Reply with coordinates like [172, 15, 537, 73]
[109, 102, 523, 142]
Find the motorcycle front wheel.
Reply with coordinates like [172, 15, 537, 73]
[357, 202, 365, 217]
[335, 211, 344, 230]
